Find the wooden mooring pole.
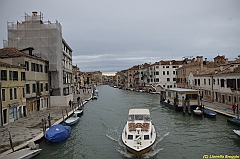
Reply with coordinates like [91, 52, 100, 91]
[183, 97, 186, 115]
[48, 113, 51, 128]
[8, 131, 14, 152]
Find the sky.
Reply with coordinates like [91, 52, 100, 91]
[0, 0, 240, 75]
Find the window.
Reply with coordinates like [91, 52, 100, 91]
[173, 71, 175, 75]
[173, 78, 176, 81]
[1, 70, 7, 80]
[166, 66, 169, 68]
[25, 61, 29, 71]
[1, 89, 6, 101]
[208, 79, 210, 85]
[167, 78, 170, 82]
[156, 78, 159, 82]
[13, 71, 18, 81]
[156, 71, 159, 75]
[198, 79, 200, 85]
[228, 96, 231, 102]
[39, 64, 43, 72]
[22, 88, 25, 98]
[36, 64, 39, 72]
[186, 94, 198, 100]
[128, 135, 133, 140]
[9, 71, 13, 80]
[45, 65, 48, 73]
[31, 63, 35, 71]
[221, 79, 224, 87]
[26, 84, 30, 94]
[167, 71, 169, 75]
[163, 71, 165, 75]
[21, 72, 26, 81]
[9, 88, 13, 100]
[204, 79, 206, 85]
[144, 135, 149, 140]
[32, 84, 36, 93]
[40, 83, 43, 92]
[14, 88, 17, 99]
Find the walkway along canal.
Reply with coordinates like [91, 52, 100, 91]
[35, 85, 239, 159]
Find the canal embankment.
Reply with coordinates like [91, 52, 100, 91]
[0, 89, 92, 158]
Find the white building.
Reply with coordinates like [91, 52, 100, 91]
[155, 60, 183, 89]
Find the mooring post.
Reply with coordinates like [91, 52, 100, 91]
[187, 100, 191, 115]
[8, 131, 14, 152]
[62, 110, 64, 121]
[183, 97, 186, 115]
[42, 118, 45, 136]
[48, 113, 51, 128]
[66, 109, 68, 118]
[44, 118, 47, 132]
[202, 105, 205, 117]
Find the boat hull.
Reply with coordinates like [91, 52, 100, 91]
[203, 109, 217, 117]
[126, 145, 152, 157]
[233, 130, 240, 138]
[227, 118, 240, 126]
[0, 148, 41, 159]
[65, 117, 79, 125]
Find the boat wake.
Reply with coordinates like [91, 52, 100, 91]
[106, 126, 169, 158]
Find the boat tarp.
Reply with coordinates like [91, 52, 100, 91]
[45, 124, 71, 142]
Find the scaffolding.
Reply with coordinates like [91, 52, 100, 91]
[6, 12, 63, 95]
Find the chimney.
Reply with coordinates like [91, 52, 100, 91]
[225, 58, 228, 64]
[32, 12, 38, 16]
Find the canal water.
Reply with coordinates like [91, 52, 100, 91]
[35, 85, 240, 159]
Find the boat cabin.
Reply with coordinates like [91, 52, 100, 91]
[164, 88, 200, 111]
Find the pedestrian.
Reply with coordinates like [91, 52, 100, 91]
[72, 101, 75, 107]
[69, 100, 71, 108]
[77, 97, 80, 106]
[232, 103, 236, 114]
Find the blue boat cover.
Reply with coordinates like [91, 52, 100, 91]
[45, 124, 71, 142]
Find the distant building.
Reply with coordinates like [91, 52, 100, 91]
[5, 12, 73, 106]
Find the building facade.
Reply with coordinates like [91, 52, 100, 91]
[0, 61, 26, 126]
[5, 12, 73, 106]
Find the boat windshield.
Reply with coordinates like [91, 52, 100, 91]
[144, 115, 150, 121]
[135, 115, 143, 120]
[128, 115, 134, 121]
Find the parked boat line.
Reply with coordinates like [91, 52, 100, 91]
[0, 96, 92, 158]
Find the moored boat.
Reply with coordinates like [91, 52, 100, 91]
[227, 118, 240, 126]
[233, 130, 240, 138]
[193, 107, 203, 116]
[74, 109, 83, 116]
[161, 88, 200, 111]
[92, 89, 99, 99]
[203, 109, 217, 117]
[122, 109, 156, 157]
[45, 124, 71, 142]
[0, 142, 41, 159]
[65, 114, 80, 125]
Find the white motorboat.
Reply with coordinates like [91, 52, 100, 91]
[193, 107, 203, 116]
[74, 109, 83, 116]
[0, 142, 41, 159]
[233, 130, 240, 138]
[122, 109, 156, 157]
